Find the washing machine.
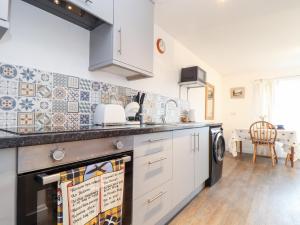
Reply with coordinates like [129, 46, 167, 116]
[206, 125, 225, 187]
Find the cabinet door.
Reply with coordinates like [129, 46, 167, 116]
[113, 0, 154, 73]
[172, 129, 195, 207]
[0, 0, 9, 21]
[68, 0, 113, 24]
[194, 127, 209, 188]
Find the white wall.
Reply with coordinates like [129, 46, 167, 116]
[222, 73, 299, 154]
[0, 0, 223, 122]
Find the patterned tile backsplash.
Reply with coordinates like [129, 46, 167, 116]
[0, 62, 190, 128]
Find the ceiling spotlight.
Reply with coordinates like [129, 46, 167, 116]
[67, 5, 73, 10]
[54, 0, 60, 4]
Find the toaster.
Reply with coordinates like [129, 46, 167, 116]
[94, 104, 126, 125]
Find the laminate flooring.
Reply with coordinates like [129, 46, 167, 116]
[169, 154, 300, 225]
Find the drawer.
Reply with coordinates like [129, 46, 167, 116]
[134, 132, 172, 158]
[133, 181, 172, 225]
[133, 149, 172, 199]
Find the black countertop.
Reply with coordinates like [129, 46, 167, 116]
[0, 123, 222, 149]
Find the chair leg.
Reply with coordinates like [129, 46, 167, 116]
[272, 145, 278, 164]
[253, 144, 257, 164]
[270, 144, 275, 167]
[285, 153, 290, 166]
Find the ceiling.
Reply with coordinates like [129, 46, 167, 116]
[155, 0, 300, 77]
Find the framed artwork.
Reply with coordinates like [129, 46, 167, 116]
[230, 87, 245, 99]
[205, 83, 214, 120]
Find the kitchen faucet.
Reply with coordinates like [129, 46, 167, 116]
[161, 99, 178, 124]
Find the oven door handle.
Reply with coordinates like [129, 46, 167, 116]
[36, 155, 132, 186]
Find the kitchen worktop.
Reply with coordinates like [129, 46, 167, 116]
[0, 123, 222, 149]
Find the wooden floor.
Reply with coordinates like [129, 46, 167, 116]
[169, 154, 300, 225]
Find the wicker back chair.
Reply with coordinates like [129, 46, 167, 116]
[249, 121, 278, 166]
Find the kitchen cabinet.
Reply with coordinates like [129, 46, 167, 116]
[194, 127, 209, 189]
[172, 129, 195, 207]
[89, 0, 154, 80]
[68, 0, 113, 24]
[132, 132, 173, 225]
[0, 148, 16, 225]
[172, 127, 209, 207]
[0, 0, 9, 39]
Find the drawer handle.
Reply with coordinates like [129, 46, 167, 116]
[147, 192, 166, 204]
[148, 157, 167, 165]
[148, 138, 168, 143]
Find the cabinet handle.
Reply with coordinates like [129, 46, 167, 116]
[148, 138, 168, 143]
[147, 192, 166, 204]
[118, 28, 122, 55]
[192, 134, 196, 152]
[197, 133, 200, 152]
[85, 0, 93, 3]
[148, 157, 167, 165]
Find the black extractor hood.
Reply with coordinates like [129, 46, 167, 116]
[22, 0, 105, 30]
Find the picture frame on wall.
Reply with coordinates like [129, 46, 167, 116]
[205, 83, 215, 120]
[230, 87, 245, 99]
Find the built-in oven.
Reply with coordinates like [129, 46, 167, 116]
[16, 136, 133, 225]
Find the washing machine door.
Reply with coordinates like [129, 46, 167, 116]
[213, 132, 225, 164]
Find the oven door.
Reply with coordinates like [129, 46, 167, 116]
[17, 151, 133, 225]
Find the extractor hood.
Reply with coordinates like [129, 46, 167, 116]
[22, 0, 105, 30]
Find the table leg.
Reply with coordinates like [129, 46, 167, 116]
[236, 141, 242, 158]
[291, 146, 295, 168]
[239, 141, 243, 158]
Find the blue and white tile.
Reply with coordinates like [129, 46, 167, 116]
[52, 113, 66, 126]
[80, 90, 90, 102]
[0, 96, 17, 112]
[35, 112, 51, 126]
[80, 114, 90, 125]
[0, 112, 17, 128]
[0, 80, 18, 96]
[53, 87, 67, 100]
[79, 79, 91, 90]
[36, 71, 53, 86]
[67, 102, 79, 113]
[52, 100, 67, 113]
[90, 91, 101, 104]
[67, 88, 79, 101]
[79, 102, 90, 113]
[36, 98, 52, 113]
[91, 81, 101, 91]
[36, 84, 52, 98]
[17, 66, 38, 83]
[0, 64, 18, 81]
[53, 73, 68, 87]
[68, 76, 79, 89]
[17, 97, 37, 112]
[66, 114, 80, 129]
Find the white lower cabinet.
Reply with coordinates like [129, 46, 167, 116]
[133, 148, 172, 199]
[132, 127, 209, 224]
[132, 181, 172, 225]
[172, 129, 195, 207]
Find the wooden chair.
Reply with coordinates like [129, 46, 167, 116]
[249, 121, 278, 166]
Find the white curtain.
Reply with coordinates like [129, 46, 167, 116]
[252, 79, 276, 122]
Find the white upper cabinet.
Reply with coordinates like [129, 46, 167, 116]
[89, 0, 154, 80]
[0, 0, 9, 39]
[68, 0, 113, 24]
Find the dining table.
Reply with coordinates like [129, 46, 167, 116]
[228, 128, 299, 164]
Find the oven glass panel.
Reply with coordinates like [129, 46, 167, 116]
[36, 187, 57, 225]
